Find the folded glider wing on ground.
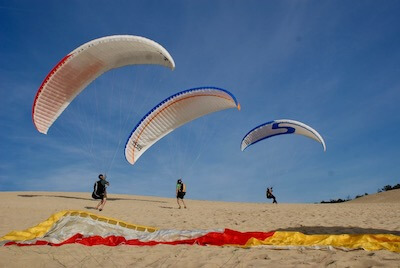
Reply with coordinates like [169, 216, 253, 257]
[125, 87, 241, 165]
[241, 119, 326, 152]
[32, 35, 175, 134]
[2, 210, 399, 252]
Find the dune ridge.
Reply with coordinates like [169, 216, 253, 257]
[348, 188, 400, 203]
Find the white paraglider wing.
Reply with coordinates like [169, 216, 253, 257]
[241, 119, 326, 151]
[125, 87, 240, 165]
[32, 35, 175, 134]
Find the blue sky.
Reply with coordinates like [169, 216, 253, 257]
[1, 0, 399, 203]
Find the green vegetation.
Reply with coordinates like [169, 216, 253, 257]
[378, 184, 400, 193]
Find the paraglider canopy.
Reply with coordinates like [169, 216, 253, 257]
[241, 119, 326, 152]
[32, 35, 175, 134]
[125, 87, 240, 165]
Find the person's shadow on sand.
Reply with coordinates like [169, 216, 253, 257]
[84, 206, 98, 210]
[18, 194, 168, 203]
[19, 194, 92, 200]
[159, 206, 175, 209]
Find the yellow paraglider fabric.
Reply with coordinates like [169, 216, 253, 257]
[1, 210, 400, 253]
[246, 231, 400, 252]
[0, 210, 157, 242]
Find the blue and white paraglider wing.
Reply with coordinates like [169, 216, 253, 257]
[240, 119, 326, 152]
[33, 35, 175, 134]
[125, 87, 241, 165]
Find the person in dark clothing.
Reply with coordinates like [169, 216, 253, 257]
[92, 174, 110, 211]
[266, 187, 277, 204]
[176, 179, 187, 209]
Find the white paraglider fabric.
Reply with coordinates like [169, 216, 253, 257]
[241, 119, 326, 152]
[33, 35, 175, 134]
[125, 87, 240, 165]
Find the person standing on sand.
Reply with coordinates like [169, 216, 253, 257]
[176, 179, 187, 209]
[92, 174, 110, 211]
[266, 187, 277, 204]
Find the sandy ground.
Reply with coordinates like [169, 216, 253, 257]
[348, 188, 400, 204]
[0, 190, 399, 267]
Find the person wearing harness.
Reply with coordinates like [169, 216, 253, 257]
[176, 179, 187, 209]
[266, 187, 277, 204]
[92, 174, 110, 211]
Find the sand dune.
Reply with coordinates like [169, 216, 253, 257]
[0, 191, 399, 267]
[348, 188, 400, 203]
